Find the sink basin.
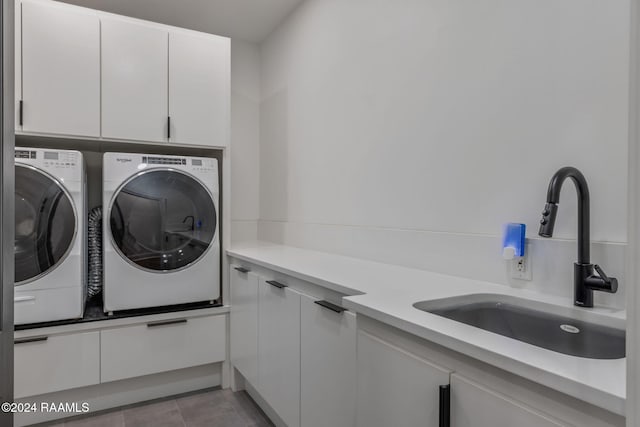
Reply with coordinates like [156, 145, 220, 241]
[413, 294, 625, 359]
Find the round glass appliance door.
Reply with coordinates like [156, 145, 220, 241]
[109, 169, 216, 272]
[15, 164, 77, 285]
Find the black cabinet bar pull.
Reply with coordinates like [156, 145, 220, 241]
[266, 280, 287, 289]
[314, 300, 346, 314]
[167, 116, 171, 139]
[147, 318, 187, 328]
[14, 336, 48, 345]
[19, 100, 23, 126]
[234, 266, 250, 273]
[439, 384, 450, 427]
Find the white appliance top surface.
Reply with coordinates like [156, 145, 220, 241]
[227, 242, 626, 416]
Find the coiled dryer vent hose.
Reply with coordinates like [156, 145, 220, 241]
[87, 206, 103, 299]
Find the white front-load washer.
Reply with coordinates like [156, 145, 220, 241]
[103, 152, 220, 312]
[14, 147, 86, 325]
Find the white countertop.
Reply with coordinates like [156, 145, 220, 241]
[227, 242, 626, 415]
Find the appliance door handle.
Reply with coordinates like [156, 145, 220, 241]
[234, 266, 250, 273]
[14, 336, 48, 345]
[167, 116, 171, 139]
[266, 280, 287, 289]
[314, 300, 346, 314]
[14, 295, 35, 302]
[147, 318, 188, 328]
[439, 384, 450, 427]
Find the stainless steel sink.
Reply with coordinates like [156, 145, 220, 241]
[413, 294, 625, 359]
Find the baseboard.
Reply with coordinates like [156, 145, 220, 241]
[15, 363, 222, 426]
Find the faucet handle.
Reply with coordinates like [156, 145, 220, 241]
[590, 264, 618, 293]
[594, 264, 610, 283]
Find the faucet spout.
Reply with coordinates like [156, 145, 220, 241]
[538, 167, 617, 307]
[539, 167, 590, 264]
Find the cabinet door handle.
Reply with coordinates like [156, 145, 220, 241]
[234, 266, 250, 273]
[266, 280, 287, 289]
[14, 336, 48, 345]
[147, 318, 187, 328]
[314, 300, 346, 313]
[19, 100, 23, 126]
[167, 116, 171, 139]
[439, 384, 450, 427]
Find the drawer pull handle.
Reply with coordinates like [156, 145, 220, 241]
[147, 319, 188, 328]
[266, 280, 287, 289]
[314, 300, 346, 313]
[439, 384, 450, 427]
[234, 267, 250, 273]
[14, 336, 48, 345]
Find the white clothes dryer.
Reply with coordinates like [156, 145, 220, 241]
[103, 152, 220, 312]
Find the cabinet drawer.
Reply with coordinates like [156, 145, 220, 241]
[101, 315, 226, 383]
[15, 331, 100, 398]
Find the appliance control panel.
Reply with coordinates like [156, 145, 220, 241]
[190, 158, 216, 172]
[143, 156, 187, 165]
[15, 149, 78, 169]
[140, 155, 216, 172]
[43, 150, 78, 168]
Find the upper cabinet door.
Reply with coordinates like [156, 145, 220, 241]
[21, 0, 100, 136]
[101, 18, 168, 143]
[169, 31, 230, 147]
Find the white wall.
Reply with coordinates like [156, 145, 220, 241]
[230, 39, 261, 242]
[258, 0, 630, 307]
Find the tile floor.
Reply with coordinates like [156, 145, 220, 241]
[44, 389, 273, 427]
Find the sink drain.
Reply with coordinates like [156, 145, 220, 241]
[560, 324, 580, 334]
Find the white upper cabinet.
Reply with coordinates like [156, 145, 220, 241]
[101, 17, 169, 143]
[169, 30, 230, 147]
[16, 0, 230, 146]
[20, 0, 100, 136]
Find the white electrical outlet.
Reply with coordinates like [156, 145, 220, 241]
[511, 248, 532, 281]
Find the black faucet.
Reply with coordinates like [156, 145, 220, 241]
[538, 167, 618, 307]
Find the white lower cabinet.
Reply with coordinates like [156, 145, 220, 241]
[100, 314, 226, 382]
[228, 259, 624, 427]
[230, 265, 259, 385]
[300, 295, 356, 427]
[451, 374, 565, 427]
[258, 278, 301, 427]
[356, 330, 451, 427]
[14, 331, 100, 398]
